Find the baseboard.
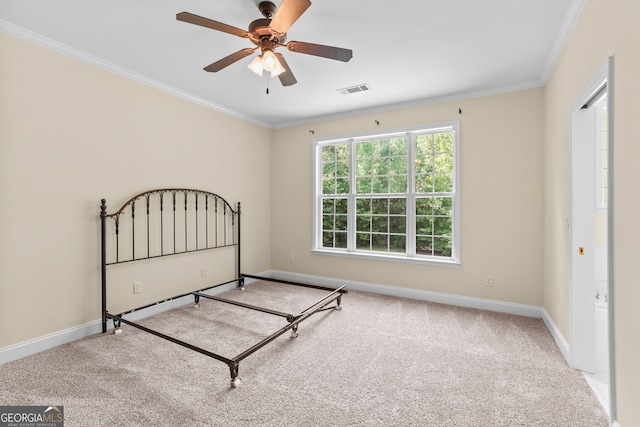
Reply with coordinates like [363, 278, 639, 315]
[582, 371, 611, 417]
[269, 270, 543, 318]
[0, 320, 103, 365]
[0, 279, 247, 366]
[541, 308, 571, 364]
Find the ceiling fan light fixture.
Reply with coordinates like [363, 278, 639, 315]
[262, 49, 285, 76]
[269, 58, 286, 77]
[247, 55, 264, 76]
[247, 49, 285, 78]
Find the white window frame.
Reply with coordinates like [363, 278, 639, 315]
[312, 121, 461, 266]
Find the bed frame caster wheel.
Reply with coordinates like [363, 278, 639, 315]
[230, 378, 241, 388]
[193, 303, 200, 308]
[334, 305, 342, 311]
[113, 328, 122, 335]
[290, 330, 299, 338]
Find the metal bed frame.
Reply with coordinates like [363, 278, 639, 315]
[100, 188, 346, 387]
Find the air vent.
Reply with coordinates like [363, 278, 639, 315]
[338, 84, 371, 95]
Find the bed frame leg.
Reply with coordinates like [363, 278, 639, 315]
[112, 316, 123, 335]
[334, 295, 343, 311]
[193, 294, 200, 308]
[238, 277, 245, 291]
[290, 324, 299, 338]
[229, 363, 241, 388]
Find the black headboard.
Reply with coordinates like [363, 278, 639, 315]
[100, 188, 241, 332]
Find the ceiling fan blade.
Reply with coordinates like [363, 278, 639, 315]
[203, 48, 256, 72]
[269, 0, 311, 38]
[275, 53, 297, 86]
[286, 41, 353, 62]
[177, 12, 249, 38]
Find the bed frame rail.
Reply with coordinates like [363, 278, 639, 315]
[105, 278, 347, 388]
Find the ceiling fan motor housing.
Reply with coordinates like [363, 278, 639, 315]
[248, 18, 286, 45]
[258, 1, 277, 19]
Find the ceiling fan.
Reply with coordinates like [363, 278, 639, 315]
[177, 0, 353, 86]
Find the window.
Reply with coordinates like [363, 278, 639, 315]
[313, 122, 460, 265]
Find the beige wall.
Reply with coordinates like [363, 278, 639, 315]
[542, 0, 613, 345]
[272, 89, 544, 306]
[611, 1, 640, 425]
[0, 33, 272, 348]
[544, 0, 640, 424]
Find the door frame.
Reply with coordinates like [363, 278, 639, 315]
[569, 57, 615, 420]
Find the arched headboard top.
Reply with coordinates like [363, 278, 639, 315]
[100, 188, 240, 266]
[101, 188, 239, 219]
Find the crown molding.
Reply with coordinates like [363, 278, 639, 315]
[539, 0, 588, 83]
[274, 79, 544, 130]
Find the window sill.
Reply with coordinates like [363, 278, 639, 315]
[311, 249, 461, 268]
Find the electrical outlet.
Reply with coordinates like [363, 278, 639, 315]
[201, 267, 207, 277]
[133, 281, 142, 294]
[485, 276, 493, 287]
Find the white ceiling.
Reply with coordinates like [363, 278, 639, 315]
[0, 0, 579, 128]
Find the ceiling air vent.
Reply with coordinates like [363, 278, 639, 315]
[338, 84, 371, 95]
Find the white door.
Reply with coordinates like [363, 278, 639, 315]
[570, 59, 613, 418]
[571, 105, 598, 372]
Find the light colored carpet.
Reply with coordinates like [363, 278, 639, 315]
[0, 281, 609, 426]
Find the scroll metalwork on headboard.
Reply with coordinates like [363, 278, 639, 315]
[100, 189, 240, 265]
[100, 188, 241, 334]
